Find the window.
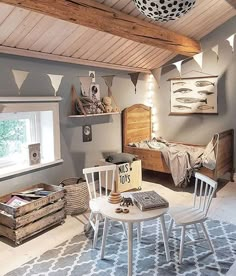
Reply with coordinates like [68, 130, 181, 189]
[0, 97, 62, 179]
[0, 111, 39, 168]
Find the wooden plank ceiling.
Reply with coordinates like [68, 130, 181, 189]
[0, 0, 235, 73]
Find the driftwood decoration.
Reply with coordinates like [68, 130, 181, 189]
[71, 85, 86, 115]
[129, 72, 140, 94]
[71, 85, 105, 115]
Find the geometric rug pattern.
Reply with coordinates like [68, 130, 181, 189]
[5, 215, 236, 276]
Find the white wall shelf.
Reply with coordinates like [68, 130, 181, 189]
[68, 112, 120, 118]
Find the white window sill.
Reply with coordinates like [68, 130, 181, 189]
[0, 159, 64, 180]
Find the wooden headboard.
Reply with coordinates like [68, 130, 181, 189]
[122, 104, 151, 146]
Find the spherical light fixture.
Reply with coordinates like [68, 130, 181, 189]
[133, 0, 196, 22]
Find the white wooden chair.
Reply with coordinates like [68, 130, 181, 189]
[83, 164, 128, 248]
[167, 172, 217, 264]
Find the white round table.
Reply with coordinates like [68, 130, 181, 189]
[99, 197, 170, 276]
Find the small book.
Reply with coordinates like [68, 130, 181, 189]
[131, 191, 169, 211]
[6, 196, 29, 208]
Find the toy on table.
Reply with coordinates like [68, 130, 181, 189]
[120, 196, 134, 207]
[115, 207, 129, 214]
[108, 191, 121, 204]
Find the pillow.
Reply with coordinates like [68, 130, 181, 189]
[105, 153, 137, 164]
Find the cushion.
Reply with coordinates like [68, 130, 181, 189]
[105, 153, 137, 164]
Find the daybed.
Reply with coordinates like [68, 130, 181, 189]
[122, 104, 234, 183]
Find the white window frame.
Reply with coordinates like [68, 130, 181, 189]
[0, 97, 63, 179]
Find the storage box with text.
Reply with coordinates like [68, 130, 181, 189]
[99, 159, 142, 192]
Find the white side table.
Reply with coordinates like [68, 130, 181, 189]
[99, 197, 170, 276]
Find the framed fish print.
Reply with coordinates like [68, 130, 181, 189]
[169, 76, 218, 115]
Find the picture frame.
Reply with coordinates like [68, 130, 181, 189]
[89, 71, 96, 83]
[83, 125, 92, 142]
[169, 76, 218, 115]
[90, 84, 100, 102]
[28, 143, 41, 165]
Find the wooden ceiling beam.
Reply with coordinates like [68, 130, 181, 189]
[0, 0, 201, 56]
[225, 0, 236, 8]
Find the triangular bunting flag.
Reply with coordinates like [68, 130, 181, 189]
[79, 76, 92, 97]
[173, 60, 183, 77]
[47, 74, 63, 96]
[129, 72, 140, 94]
[193, 52, 203, 70]
[226, 33, 235, 52]
[102, 75, 115, 97]
[12, 70, 29, 94]
[211, 45, 219, 61]
[151, 67, 162, 88]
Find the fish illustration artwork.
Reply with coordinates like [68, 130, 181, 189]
[195, 81, 215, 87]
[176, 97, 207, 104]
[173, 82, 186, 86]
[197, 90, 214, 96]
[173, 105, 192, 110]
[197, 105, 214, 110]
[173, 88, 192, 93]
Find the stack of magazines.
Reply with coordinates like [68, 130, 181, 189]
[131, 191, 169, 211]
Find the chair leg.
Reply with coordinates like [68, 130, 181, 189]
[179, 226, 186, 264]
[194, 223, 200, 239]
[200, 222, 214, 253]
[93, 214, 100, 249]
[89, 212, 94, 226]
[167, 218, 174, 239]
[101, 217, 109, 259]
[137, 222, 141, 242]
[122, 222, 128, 238]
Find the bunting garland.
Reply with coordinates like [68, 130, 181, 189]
[226, 34, 235, 52]
[79, 76, 92, 97]
[173, 60, 183, 77]
[193, 52, 203, 70]
[8, 33, 235, 96]
[151, 32, 235, 82]
[151, 67, 162, 88]
[47, 74, 63, 96]
[102, 75, 115, 97]
[129, 72, 140, 94]
[12, 70, 29, 95]
[211, 45, 219, 61]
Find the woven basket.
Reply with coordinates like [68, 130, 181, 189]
[60, 178, 89, 215]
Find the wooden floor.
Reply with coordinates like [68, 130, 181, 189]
[0, 175, 236, 275]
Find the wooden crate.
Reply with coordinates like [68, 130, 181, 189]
[99, 160, 142, 192]
[0, 183, 66, 245]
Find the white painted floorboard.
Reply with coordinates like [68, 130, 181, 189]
[0, 178, 236, 275]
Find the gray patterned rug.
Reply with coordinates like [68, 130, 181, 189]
[5, 215, 236, 276]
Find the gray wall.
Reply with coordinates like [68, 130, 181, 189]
[0, 55, 157, 194]
[153, 17, 236, 149]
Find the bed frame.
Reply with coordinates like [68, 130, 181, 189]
[122, 104, 234, 182]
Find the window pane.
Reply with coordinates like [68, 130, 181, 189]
[0, 119, 28, 159]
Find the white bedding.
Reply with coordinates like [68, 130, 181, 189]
[128, 137, 216, 188]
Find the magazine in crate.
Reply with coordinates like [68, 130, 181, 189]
[131, 190, 169, 211]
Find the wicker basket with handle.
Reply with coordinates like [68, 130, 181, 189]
[60, 177, 89, 215]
